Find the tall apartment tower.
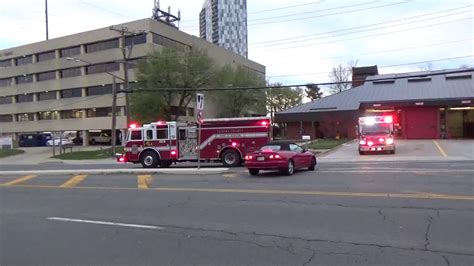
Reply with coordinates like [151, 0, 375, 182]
[199, 0, 248, 58]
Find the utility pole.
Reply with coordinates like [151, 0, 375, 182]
[109, 26, 145, 126]
[45, 0, 49, 40]
[111, 77, 118, 155]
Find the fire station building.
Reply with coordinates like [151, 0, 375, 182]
[275, 67, 474, 140]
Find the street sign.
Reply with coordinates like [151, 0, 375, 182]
[196, 93, 204, 111]
[197, 110, 204, 123]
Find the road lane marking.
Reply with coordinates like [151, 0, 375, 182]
[47, 217, 164, 230]
[0, 175, 37, 186]
[433, 140, 448, 157]
[60, 175, 88, 188]
[7, 184, 474, 201]
[137, 175, 152, 189]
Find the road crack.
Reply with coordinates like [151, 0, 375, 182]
[441, 255, 451, 266]
[424, 214, 434, 250]
[302, 250, 315, 266]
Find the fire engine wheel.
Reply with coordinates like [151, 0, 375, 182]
[281, 160, 294, 176]
[221, 149, 240, 167]
[140, 151, 159, 168]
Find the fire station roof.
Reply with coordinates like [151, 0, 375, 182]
[277, 68, 474, 116]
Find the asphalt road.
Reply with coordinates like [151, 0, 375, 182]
[1, 161, 473, 266]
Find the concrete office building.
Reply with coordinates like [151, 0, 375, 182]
[200, 0, 248, 57]
[0, 18, 265, 145]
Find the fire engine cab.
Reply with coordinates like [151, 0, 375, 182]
[117, 117, 271, 168]
[358, 115, 396, 155]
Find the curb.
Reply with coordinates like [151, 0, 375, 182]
[0, 168, 230, 176]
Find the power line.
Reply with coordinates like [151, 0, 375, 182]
[130, 68, 474, 92]
[266, 55, 474, 78]
[253, 10, 470, 48]
[250, 5, 472, 46]
[179, 1, 409, 29]
[265, 38, 473, 67]
[256, 17, 472, 52]
[179, 1, 324, 23]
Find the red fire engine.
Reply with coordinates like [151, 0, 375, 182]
[358, 115, 396, 155]
[117, 117, 271, 168]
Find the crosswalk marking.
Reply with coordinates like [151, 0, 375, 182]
[60, 175, 88, 188]
[137, 175, 152, 189]
[1, 175, 37, 186]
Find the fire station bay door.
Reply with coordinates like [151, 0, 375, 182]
[178, 126, 198, 160]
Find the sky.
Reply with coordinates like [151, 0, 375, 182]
[0, 0, 472, 91]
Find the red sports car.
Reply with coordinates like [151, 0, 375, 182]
[244, 141, 317, 176]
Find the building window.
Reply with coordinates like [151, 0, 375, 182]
[86, 62, 120, 75]
[60, 46, 81, 58]
[16, 94, 34, 103]
[0, 78, 12, 87]
[85, 39, 119, 53]
[60, 67, 82, 78]
[61, 88, 82, 98]
[16, 75, 33, 84]
[38, 91, 57, 101]
[37, 71, 56, 82]
[187, 107, 194, 117]
[16, 113, 34, 122]
[152, 33, 188, 51]
[37, 111, 58, 120]
[127, 57, 144, 69]
[0, 115, 13, 123]
[87, 107, 120, 117]
[15, 55, 33, 66]
[125, 33, 147, 46]
[0, 96, 13, 105]
[86, 84, 112, 96]
[0, 59, 11, 68]
[37, 51, 56, 62]
[60, 110, 83, 119]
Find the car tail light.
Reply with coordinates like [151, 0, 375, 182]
[384, 116, 393, 123]
[260, 121, 269, 127]
[359, 140, 367, 145]
[367, 141, 374, 146]
[386, 138, 394, 145]
[245, 155, 253, 160]
[269, 154, 281, 159]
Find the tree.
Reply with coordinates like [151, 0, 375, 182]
[266, 83, 303, 123]
[305, 83, 323, 101]
[209, 66, 266, 117]
[131, 48, 215, 123]
[328, 60, 358, 94]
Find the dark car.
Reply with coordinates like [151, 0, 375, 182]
[244, 141, 316, 176]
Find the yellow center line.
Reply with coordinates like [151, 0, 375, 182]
[1, 175, 37, 186]
[137, 175, 152, 189]
[60, 175, 88, 188]
[433, 140, 448, 157]
[4, 184, 474, 201]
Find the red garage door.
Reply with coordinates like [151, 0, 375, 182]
[404, 107, 439, 139]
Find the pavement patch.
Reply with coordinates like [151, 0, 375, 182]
[137, 175, 152, 189]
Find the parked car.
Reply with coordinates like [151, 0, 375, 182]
[244, 141, 316, 176]
[89, 133, 111, 145]
[72, 137, 83, 145]
[46, 138, 73, 146]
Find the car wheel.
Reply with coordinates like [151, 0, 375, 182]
[90, 139, 96, 145]
[359, 150, 365, 155]
[140, 151, 159, 168]
[160, 160, 173, 168]
[249, 169, 259, 176]
[281, 160, 294, 176]
[390, 149, 395, 154]
[308, 157, 316, 171]
[221, 149, 240, 167]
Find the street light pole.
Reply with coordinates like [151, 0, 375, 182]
[111, 77, 118, 155]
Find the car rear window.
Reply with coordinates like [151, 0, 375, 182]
[260, 145, 281, 151]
